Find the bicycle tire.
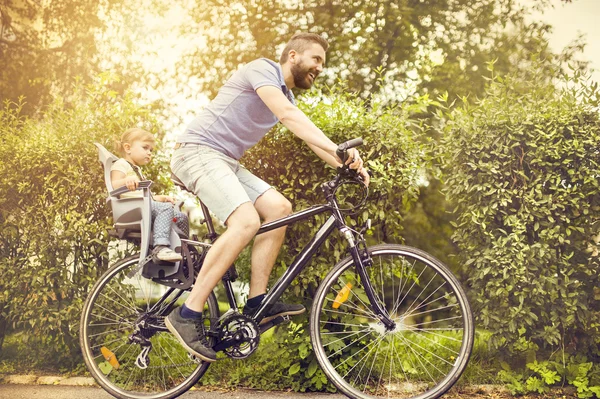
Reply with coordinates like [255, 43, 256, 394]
[80, 254, 219, 399]
[310, 244, 474, 399]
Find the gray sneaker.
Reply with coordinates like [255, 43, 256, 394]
[243, 301, 305, 325]
[165, 307, 217, 362]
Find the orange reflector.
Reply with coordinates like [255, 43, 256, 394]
[333, 282, 353, 309]
[101, 346, 120, 370]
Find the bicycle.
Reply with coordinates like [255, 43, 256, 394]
[80, 138, 474, 399]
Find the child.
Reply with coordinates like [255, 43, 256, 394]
[111, 128, 188, 262]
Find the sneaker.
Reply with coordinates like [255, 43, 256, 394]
[165, 307, 217, 362]
[243, 301, 305, 325]
[152, 246, 182, 262]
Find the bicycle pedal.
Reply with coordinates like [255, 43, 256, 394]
[258, 315, 291, 334]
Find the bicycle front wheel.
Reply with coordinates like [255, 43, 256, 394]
[80, 255, 219, 399]
[311, 244, 474, 399]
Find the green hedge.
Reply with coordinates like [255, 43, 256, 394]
[0, 74, 166, 366]
[228, 83, 430, 391]
[439, 61, 600, 396]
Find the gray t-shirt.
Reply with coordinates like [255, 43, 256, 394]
[177, 58, 296, 160]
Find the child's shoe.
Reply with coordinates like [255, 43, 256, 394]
[152, 246, 182, 262]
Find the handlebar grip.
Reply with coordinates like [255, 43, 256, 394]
[336, 137, 364, 163]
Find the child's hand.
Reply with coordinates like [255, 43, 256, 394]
[154, 195, 175, 204]
[125, 177, 138, 191]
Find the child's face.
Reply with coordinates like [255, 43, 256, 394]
[126, 140, 154, 166]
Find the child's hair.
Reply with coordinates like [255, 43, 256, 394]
[114, 128, 155, 155]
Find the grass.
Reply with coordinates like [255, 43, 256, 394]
[0, 333, 87, 376]
[459, 331, 502, 385]
[0, 325, 503, 391]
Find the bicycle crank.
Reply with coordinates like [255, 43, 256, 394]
[214, 313, 260, 359]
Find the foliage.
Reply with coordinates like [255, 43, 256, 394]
[499, 357, 600, 398]
[0, 0, 153, 116]
[226, 81, 430, 390]
[0, 74, 167, 365]
[439, 58, 600, 393]
[173, 0, 575, 102]
[200, 322, 333, 392]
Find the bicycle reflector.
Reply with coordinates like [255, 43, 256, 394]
[333, 282, 353, 309]
[101, 346, 121, 370]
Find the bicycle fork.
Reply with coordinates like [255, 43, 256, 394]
[341, 227, 396, 331]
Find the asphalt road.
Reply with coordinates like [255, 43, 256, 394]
[0, 384, 346, 399]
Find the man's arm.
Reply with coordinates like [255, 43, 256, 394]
[256, 85, 369, 184]
[256, 85, 339, 164]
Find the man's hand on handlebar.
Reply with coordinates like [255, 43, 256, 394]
[345, 148, 370, 186]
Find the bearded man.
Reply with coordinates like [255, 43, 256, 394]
[166, 33, 369, 361]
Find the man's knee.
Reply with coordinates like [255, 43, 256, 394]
[278, 198, 293, 218]
[262, 196, 292, 220]
[227, 204, 261, 236]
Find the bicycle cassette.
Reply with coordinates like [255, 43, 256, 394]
[218, 313, 260, 359]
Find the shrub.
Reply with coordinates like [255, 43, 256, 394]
[236, 82, 430, 390]
[0, 73, 167, 366]
[439, 60, 600, 395]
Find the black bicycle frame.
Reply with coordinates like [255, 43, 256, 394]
[214, 198, 396, 330]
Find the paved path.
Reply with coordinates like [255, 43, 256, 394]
[0, 384, 345, 399]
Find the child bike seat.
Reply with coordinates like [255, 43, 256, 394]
[94, 143, 154, 266]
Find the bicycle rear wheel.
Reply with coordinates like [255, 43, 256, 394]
[80, 255, 219, 399]
[310, 244, 474, 399]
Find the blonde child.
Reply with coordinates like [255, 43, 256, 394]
[111, 128, 188, 262]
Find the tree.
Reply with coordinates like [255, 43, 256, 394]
[0, 0, 150, 115]
[172, 0, 570, 101]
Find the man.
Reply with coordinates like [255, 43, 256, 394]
[166, 33, 368, 362]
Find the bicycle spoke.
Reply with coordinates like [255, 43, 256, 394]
[327, 331, 374, 359]
[81, 255, 215, 397]
[392, 261, 426, 316]
[104, 284, 139, 313]
[321, 307, 379, 321]
[404, 302, 459, 320]
[323, 328, 372, 348]
[327, 284, 379, 320]
[408, 327, 463, 343]
[313, 245, 473, 399]
[399, 332, 455, 369]
[404, 281, 448, 316]
[361, 336, 383, 393]
[411, 315, 463, 328]
[402, 272, 438, 316]
[88, 325, 132, 339]
[340, 334, 386, 378]
[406, 330, 461, 356]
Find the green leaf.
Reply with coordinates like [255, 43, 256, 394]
[99, 361, 113, 375]
[307, 359, 318, 378]
[288, 363, 301, 376]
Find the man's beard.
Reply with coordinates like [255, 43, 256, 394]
[291, 59, 318, 90]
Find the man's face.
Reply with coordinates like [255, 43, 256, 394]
[290, 43, 326, 90]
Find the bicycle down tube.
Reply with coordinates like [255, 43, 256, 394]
[239, 202, 395, 329]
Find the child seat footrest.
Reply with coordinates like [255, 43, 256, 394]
[127, 254, 153, 279]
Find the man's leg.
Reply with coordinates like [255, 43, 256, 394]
[186, 202, 260, 311]
[249, 189, 292, 298]
[165, 202, 259, 362]
[243, 189, 305, 323]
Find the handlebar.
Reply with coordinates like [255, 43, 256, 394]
[336, 137, 364, 163]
